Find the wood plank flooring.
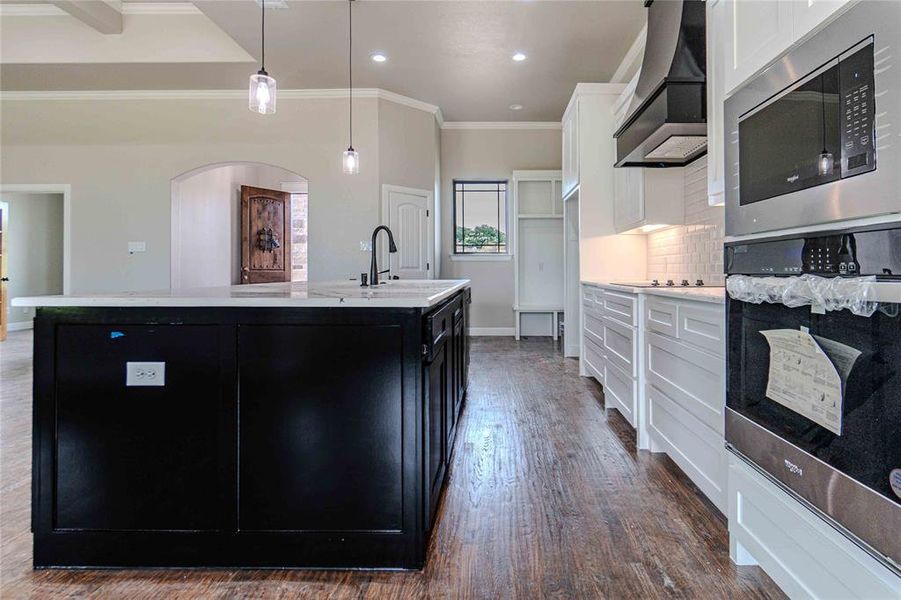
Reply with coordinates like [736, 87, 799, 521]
[0, 331, 785, 599]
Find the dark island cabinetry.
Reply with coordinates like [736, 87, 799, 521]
[422, 288, 470, 531]
[31, 286, 470, 570]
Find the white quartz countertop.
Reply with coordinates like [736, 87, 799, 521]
[581, 280, 725, 304]
[11, 280, 471, 309]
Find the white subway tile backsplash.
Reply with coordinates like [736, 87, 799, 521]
[647, 157, 725, 286]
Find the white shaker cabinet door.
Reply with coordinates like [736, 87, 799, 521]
[706, 0, 726, 206]
[613, 166, 644, 233]
[562, 103, 579, 198]
[792, 0, 851, 43]
[723, 0, 793, 97]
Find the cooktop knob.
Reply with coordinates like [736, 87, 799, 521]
[695, 279, 704, 287]
[666, 279, 675, 287]
[680, 279, 690, 287]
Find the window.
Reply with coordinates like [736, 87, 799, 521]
[453, 180, 508, 254]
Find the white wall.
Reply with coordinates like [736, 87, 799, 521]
[1, 192, 64, 324]
[0, 95, 440, 293]
[172, 163, 305, 288]
[440, 128, 562, 330]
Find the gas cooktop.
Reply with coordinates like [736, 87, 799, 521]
[611, 279, 722, 288]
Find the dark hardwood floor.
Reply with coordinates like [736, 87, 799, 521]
[0, 331, 785, 599]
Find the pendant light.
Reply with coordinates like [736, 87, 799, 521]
[342, 0, 360, 174]
[249, 0, 276, 115]
[817, 72, 833, 176]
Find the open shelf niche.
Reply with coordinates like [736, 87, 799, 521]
[512, 170, 564, 340]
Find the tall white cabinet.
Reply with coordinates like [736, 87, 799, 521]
[706, 0, 726, 206]
[513, 171, 564, 340]
[560, 83, 647, 362]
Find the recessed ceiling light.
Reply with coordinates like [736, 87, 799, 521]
[512, 52, 527, 62]
[370, 52, 387, 63]
[509, 104, 523, 111]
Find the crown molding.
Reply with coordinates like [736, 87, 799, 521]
[0, 87, 443, 121]
[441, 122, 562, 131]
[563, 82, 629, 119]
[122, 3, 202, 16]
[0, 2, 201, 16]
[0, 4, 66, 16]
[611, 23, 647, 84]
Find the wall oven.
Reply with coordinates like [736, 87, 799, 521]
[725, 224, 901, 574]
[725, 1, 900, 237]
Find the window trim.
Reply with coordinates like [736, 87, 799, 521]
[452, 179, 511, 256]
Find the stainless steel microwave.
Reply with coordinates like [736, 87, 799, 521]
[725, 1, 901, 237]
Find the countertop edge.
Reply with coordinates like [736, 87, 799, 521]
[580, 280, 725, 305]
[12, 280, 471, 309]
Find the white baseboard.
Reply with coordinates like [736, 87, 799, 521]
[7, 321, 33, 332]
[468, 327, 514, 337]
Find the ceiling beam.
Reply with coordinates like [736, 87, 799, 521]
[51, 0, 123, 34]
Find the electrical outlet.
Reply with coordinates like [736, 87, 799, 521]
[360, 240, 372, 252]
[128, 241, 146, 254]
[126, 361, 165, 386]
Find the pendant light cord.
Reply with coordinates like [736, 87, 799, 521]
[820, 73, 827, 152]
[261, 0, 265, 71]
[348, 0, 353, 148]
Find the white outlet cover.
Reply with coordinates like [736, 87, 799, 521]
[126, 361, 165, 386]
[128, 241, 146, 254]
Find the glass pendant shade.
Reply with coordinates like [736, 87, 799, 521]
[249, 70, 276, 115]
[343, 147, 360, 174]
[818, 150, 834, 176]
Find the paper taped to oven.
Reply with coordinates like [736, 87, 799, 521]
[760, 329, 859, 436]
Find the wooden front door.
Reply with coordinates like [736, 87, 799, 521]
[0, 201, 7, 341]
[240, 186, 292, 284]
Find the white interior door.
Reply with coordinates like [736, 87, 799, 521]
[381, 185, 433, 280]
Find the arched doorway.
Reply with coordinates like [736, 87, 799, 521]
[171, 162, 308, 289]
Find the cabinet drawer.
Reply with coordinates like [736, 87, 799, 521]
[583, 307, 604, 348]
[603, 291, 637, 326]
[604, 360, 636, 427]
[603, 316, 637, 378]
[424, 298, 458, 359]
[646, 331, 724, 434]
[582, 284, 604, 307]
[646, 296, 678, 338]
[647, 380, 726, 512]
[678, 302, 725, 357]
[583, 338, 604, 384]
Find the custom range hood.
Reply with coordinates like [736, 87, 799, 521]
[614, 0, 706, 168]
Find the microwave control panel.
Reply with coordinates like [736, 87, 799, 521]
[839, 39, 876, 177]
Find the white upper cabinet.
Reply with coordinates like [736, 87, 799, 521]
[793, 0, 852, 42]
[562, 102, 579, 198]
[613, 167, 684, 234]
[722, 0, 853, 98]
[614, 167, 644, 232]
[723, 0, 793, 97]
[706, 0, 726, 206]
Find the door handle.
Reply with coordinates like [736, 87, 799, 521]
[0, 277, 8, 282]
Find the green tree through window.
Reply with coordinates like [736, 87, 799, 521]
[453, 181, 508, 254]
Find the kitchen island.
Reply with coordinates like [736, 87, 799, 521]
[14, 280, 471, 570]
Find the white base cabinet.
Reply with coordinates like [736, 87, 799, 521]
[729, 455, 901, 599]
[582, 284, 605, 384]
[644, 295, 727, 513]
